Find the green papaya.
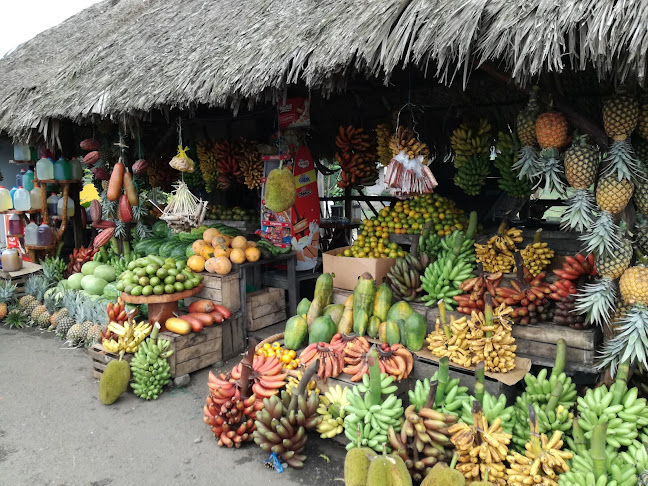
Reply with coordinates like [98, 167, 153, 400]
[404, 311, 427, 351]
[309, 315, 337, 345]
[386, 301, 414, 322]
[284, 315, 309, 350]
[372, 283, 392, 321]
[296, 298, 311, 316]
[338, 295, 354, 334]
[323, 304, 345, 326]
[307, 273, 334, 326]
[367, 316, 381, 339]
[385, 320, 400, 346]
[378, 321, 388, 343]
[353, 273, 375, 336]
[353, 309, 369, 336]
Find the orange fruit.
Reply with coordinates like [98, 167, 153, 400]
[187, 255, 206, 273]
[245, 247, 261, 262]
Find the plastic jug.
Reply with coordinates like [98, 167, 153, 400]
[9, 186, 17, 205]
[24, 222, 38, 245]
[57, 195, 74, 218]
[1, 248, 22, 272]
[47, 193, 59, 218]
[30, 185, 42, 209]
[36, 157, 54, 181]
[69, 158, 83, 180]
[22, 169, 34, 192]
[53, 157, 71, 181]
[0, 187, 12, 210]
[13, 187, 30, 211]
[37, 224, 53, 246]
[13, 144, 30, 161]
[16, 169, 26, 188]
[8, 214, 23, 235]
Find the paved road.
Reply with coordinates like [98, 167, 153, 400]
[0, 327, 346, 486]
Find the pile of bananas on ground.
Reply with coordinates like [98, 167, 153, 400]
[386, 251, 432, 303]
[343, 351, 404, 452]
[375, 123, 394, 166]
[451, 119, 492, 196]
[101, 319, 152, 354]
[474, 222, 524, 273]
[335, 125, 379, 188]
[493, 131, 534, 198]
[449, 401, 512, 486]
[196, 140, 220, 192]
[389, 126, 431, 163]
[316, 385, 348, 439]
[238, 138, 263, 190]
[454, 271, 504, 314]
[130, 323, 173, 400]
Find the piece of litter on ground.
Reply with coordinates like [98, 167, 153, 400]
[194, 437, 202, 443]
[319, 454, 330, 463]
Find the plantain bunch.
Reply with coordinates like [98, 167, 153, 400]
[376, 123, 394, 166]
[197, 140, 220, 192]
[494, 131, 534, 198]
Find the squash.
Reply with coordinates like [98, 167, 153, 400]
[213, 257, 232, 275]
[123, 169, 139, 206]
[403, 311, 427, 351]
[308, 315, 337, 345]
[203, 228, 219, 242]
[165, 317, 191, 335]
[306, 273, 334, 326]
[372, 283, 392, 321]
[353, 272, 375, 336]
[229, 248, 246, 264]
[244, 247, 261, 262]
[187, 255, 206, 273]
[337, 295, 353, 334]
[284, 315, 308, 350]
[231, 236, 247, 249]
[192, 239, 207, 254]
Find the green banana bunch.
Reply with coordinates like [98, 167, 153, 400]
[451, 119, 492, 166]
[437, 229, 476, 264]
[408, 376, 470, 416]
[459, 391, 515, 435]
[419, 229, 442, 256]
[344, 353, 404, 452]
[420, 244, 474, 309]
[130, 323, 173, 400]
[386, 252, 431, 303]
[493, 131, 534, 198]
[619, 440, 648, 476]
[454, 155, 491, 196]
[316, 385, 349, 439]
[517, 366, 577, 407]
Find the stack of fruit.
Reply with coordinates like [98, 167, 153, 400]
[188, 228, 261, 276]
[375, 123, 393, 166]
[206, 205, 258, 222]
[343, 234, 406, 259]
[130, 323, 173, 400]
[115, 255, 203, 297]
[386, 251, 433, 303]
[335, 125, 379, 189]
[101, 319, 152, 354]
[454, 271, 503, 314]
[474, 222, 524, 273]
[196, 140, 220, 191]
[316, 385, 349, 439]
[450, 119, 492, 196]
[256, 341, 299, 370]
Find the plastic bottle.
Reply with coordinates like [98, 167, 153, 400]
[69, 158, 83, 181]
[22, 169, 35, 192]
[37, 224, 53, 246]
[8, 214, 23, 235]
[16, 169, 26, 188]
[0, 187, 12, 210]
[53, 157, 71, 181]
[36, 157, 54, 181]
[47, 193, 59, 217]
[9, 186, 18, 205]
[24, 222, 38, 245]
[13, 144, 30, 161]
[1, 248, 22, 272]
[13, 187, 31, 211]
[57, 195, 74, 218]
[30, 185, 42, 210]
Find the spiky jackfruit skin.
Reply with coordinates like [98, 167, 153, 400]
[99, 360, 130, 405]
[264, 167, 296, 213]
[344, 447, 375, 486]
[421, 463, 466, 486]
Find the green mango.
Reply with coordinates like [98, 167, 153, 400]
[284, 315, 309, 350]
[404, 311, 427, 351]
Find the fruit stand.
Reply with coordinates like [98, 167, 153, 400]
[120, 284, 203, 330]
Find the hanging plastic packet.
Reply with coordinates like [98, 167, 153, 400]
[384, 150, 438, 199]
[169, 145, 196, 173]
[264, 452, 284, 473]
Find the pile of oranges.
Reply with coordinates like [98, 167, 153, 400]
[256, 341, 299, 370]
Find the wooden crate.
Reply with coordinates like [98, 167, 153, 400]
[4, 261, 42, 297]
[185, 272, 240, 312]
[246, 287, 286, 331]
[511, 323, 602, 373]
[88, 343, 133, 380]
[160, 311, 245, 376]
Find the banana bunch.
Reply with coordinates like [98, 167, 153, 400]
[419, 211, 478, 259]
[102, 320, 152, 354]
[316, 385, 349, 439]
[238, 137, 262, 190]
[437, 229, 477, 264]
[619, 439, 648, 477]
[408, 376, 471, 416]
[421, 252, 474, 309]
[451, 120, 492, 196]
[507, 406, 573, 486]
[474, 223, 523, 273]
[286, 370, 320, 398]
[343, 352, 404, 452]
[375, 123, 393, 166]
[454, 272, 504, 315]
[517, 358, 577, 410]
[389, 126, 430, 163]
[449, 402, 512, 486]
[461, 392, 516, 435]
[520, 230, 555, 276]
[426, 314, 473, 368]
[196, 140, 220, 192]
[130, 323, 173, 400]
[386, 251, 432, 303]
[466, 302, 517, 373]
[336, 125, 379, 189]
[493, 131, 534, 198]
[454, 156, 491, 196]
[214, 139, 244, 189]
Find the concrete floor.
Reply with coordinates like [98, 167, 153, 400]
[0, 326, 346, 486]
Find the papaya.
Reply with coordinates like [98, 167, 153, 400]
[385, 320, 400, 346]
[309, 315, 337, 345]
[338, 295, 353, 334]
[404, 311, 427, 351]
[296, 298, 311, 316]
[378, 321, 388, 343]
[323, 304, 345, 326]
[397, 319, 407, 345]
[284, 315, 309, 350]
[367, 316, 381, 339]
[307, 273, 334, 326]
[353, 273, 375, 336]
[386, 301, 414, 322]
[372, 283, 392, 321]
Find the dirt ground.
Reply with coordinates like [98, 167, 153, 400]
[0, 326, 346, 485]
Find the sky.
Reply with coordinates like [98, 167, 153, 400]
[0, 0, 102, 57]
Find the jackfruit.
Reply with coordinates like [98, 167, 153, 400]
[265, 167, 296, 212]
[420, 462, 465, 486]
[99, 359, 131, 405]
[364, 452, 413, 486]
[389, 453, 412, 486]
[344, 447, 375, 486]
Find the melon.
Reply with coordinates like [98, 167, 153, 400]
[192, 239, 207, 254]
[214, 256, 232, 275]
[81, 261, 101, 276]
[213, 245, 231, 258]
[212, 235, 228, 247]
[231, 236, 248, 250]
[245, 247, 261, 262]
[203, 228, 219, 242]
[229, 248, 246, 264]
[187, 255, 206, 273]
[81, 275, 109, 296]
[94, 265, 117, 282]
[67, 272, 85, 290]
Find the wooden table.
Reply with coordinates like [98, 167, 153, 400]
[121, 284, 203, 329]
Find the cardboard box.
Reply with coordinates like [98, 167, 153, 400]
[323, 247, 397, 290]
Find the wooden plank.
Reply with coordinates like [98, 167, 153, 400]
[222, 313, 246, 361]
[247, 309, 287, 331]
[249, 300, 286, 319]
[515, 340, 595, 365]
[176, 337, 223, 363]
[511, 323, 599, 351]
[160, 325, 223, 351]
[247, 288, 285, 309]
[175, 352, 223, 377]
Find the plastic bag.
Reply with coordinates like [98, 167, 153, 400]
[169, 145, 195, 173]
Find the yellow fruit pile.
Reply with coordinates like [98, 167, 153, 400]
[342, 237, 405, 259]
[189, 229, 261, 275]
[256, 341, 299, 370]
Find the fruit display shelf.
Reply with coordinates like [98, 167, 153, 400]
[121, 284, 203, 329]
[202, 219, 258, 234]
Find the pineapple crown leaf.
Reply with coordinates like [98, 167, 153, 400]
[597, 305, 648, 373]
[560, 190, 598, 233]
[512, 146, 541, 181]
[579, 212, 622, 256]
[114, 220, 128, 239]
[574, 278, 618, 327]
[601, 140, 646, 183]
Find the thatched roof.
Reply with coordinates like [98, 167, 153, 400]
[1, 0, 648, 141]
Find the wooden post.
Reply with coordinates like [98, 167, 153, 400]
[344, 187, 352, 244]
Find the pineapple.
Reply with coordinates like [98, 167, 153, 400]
[21, 274, 48, 316]
[560, 190, 598, 233]
[532, 147, 567, 196]
[596, 238, 633, 280]
[603, 87, 639, 140]
[66, 323, 85, 346]
[564, 135, 599, 189]
[636, 215, 648, 256]
[55, 291, 77, 339]
[619, 266, 648, 306]
[634, 178, 648, 214]
[516, 86, 541, 147]
[638, 103, 648, 141]
[86, 324, 103, 347]
[18, 295, 36, 314]
[29, 304, 48, 327]
[595, 174, 634, 214]
[535, 110, 568, 149]
[4, 309, 27, 329]
[0, 280, 17, 320]
[37, 312, 51, 329]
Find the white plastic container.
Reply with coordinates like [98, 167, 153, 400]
[36, 157, 54, 181]
[30, 185, 42, 209]
[57, 195, 74, 218]
[24, 222, 39, 246]
[13, 187, 31, 211]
